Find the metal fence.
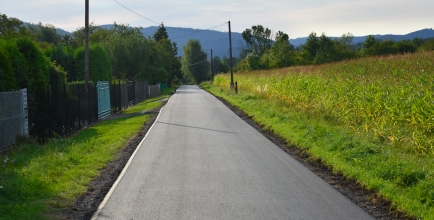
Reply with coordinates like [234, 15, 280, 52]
[149, 83, 161, 98]
[0, 89, 28, 149]
[1, 80, 161, 146]
[97, 81, 111, 120]
[110, 80, 149, 112]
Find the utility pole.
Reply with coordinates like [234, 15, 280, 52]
[228, 21, 234, 89]
[210, 49, 213, 81]
[85, 0, 89, 89]
[85, 0, 90, 125]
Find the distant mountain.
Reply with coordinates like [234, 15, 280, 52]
[56, 24, 434, 58]
[99, 25, 244, 58]
[289, 28, 434, 47]
[24, 22, 70, 36]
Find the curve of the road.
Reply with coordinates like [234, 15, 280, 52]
[91, 85, 374, 220]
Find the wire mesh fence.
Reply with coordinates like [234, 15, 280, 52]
[1, 79, 157, 146]
[0, 89, 28, 149]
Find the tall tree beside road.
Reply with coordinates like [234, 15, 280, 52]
[241, 25, 273, 56]
[181, 39, 208, 84]
[153, 24, 182, 85]
[74, 44, 111, 82]
[0, 13, 31, 37]
[269, 31, 295, 68]
[153, 23, 169, 42]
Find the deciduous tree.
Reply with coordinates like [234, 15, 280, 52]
[181, 39, 208, 84]
[241, 25, 273, 56]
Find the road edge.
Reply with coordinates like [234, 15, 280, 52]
[90, 99, 168, 220]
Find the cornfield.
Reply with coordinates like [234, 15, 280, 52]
[214, 51, 434, 155]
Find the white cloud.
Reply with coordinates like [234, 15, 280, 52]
[1, 0, 433, 37]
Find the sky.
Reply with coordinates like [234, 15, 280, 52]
[1, 0, 433, 39]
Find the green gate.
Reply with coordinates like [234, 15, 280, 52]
[97, 81, 111, 120]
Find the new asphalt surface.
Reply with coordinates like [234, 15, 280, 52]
[92, 85, 374, 220]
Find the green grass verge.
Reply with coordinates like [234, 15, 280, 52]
[202, 82, 434, 219]
[0, 93, 168, 219]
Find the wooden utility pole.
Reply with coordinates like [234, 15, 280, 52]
[85, 0, 90, 125]
[85, 0, 89, 89]
[228, 21, 234, 88]
[210, 49, 213, 81]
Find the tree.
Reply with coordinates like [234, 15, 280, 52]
[241, 25, 273, 56]
[74, 44, 111, 82]
[245, 51, 261, 70]
[333, 33, 355, 60]
[153, 23, 169, 42]
[71, 22, 101, 49]
[28, 22, 62, 45]
[211, 56, 221, 74]
[218, 56, 230, 73]
[15, 37, 51, 138]
[49, 45, 76, 81]
[99, 24, 151, 80]
[0, 38, 28, 88]
[181, 39, 208, 84]
[0, 43, 17, 91]
[270, 30, 295, 68]
[362, 35, 377, 56]
[0, 13, 31, 37]
[396, 40, 416, 54]
[315, 33, 335, 64]
[302, 32, 320, 60]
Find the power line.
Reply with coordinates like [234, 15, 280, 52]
[171, 22, 228, 40]
[112, 0, 228, 39]
[184, 59, 208, 68]
[191, 50, 210, 60]
[113, 0, 160, 25]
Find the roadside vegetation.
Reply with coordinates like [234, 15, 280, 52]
[0, 92, 171, 220]
[204, 51, 434, 219]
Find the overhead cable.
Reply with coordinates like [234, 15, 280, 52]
[112, 0, 228, 39]
[184, 59, 208, 67]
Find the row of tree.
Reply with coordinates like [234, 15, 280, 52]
[234, 25, 434, 71]
[0, 13, 186, 139]
[0, 13, 184, 93]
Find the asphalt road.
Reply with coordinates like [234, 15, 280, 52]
[92, 85, 374, 220]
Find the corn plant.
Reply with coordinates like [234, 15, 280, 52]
[214, 51, 434, 155]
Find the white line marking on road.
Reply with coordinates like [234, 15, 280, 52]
[91, 104, 165, 220]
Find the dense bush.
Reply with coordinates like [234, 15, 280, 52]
[74, 44, 112, 82]
[49, 45, 76, 81]
[0, 44, 15, 91]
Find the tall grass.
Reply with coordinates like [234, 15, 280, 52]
[215, 51, 434, 155]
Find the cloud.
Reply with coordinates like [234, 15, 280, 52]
[1, 0, 433, 37]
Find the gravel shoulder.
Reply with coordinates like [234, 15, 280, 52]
[62, 92, 410, 220]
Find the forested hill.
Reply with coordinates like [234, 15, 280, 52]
[101, 25, 244, 59]
[61, 24, 433, 58]
[290, 28, 434, 47]
[103, 25, 434, 57]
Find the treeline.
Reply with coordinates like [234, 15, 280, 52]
[234, 25, 434, 71]
[0, 13, 182, 93]
[0, 13, 181, 139]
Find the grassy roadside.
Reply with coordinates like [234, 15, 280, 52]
[201, 81, 434, 219]
[0, 88, 174, 220]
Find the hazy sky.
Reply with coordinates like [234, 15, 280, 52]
[1, 0, 433, 38]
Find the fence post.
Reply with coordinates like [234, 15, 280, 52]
[47, 85, 52, 138]
[21, 88, 29, 137]
[78, 85, 81, 129]
[64, 84, 67, 136]
[118, 80, 121, 111]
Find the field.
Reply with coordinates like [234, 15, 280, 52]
[208, 51, 434, 219]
